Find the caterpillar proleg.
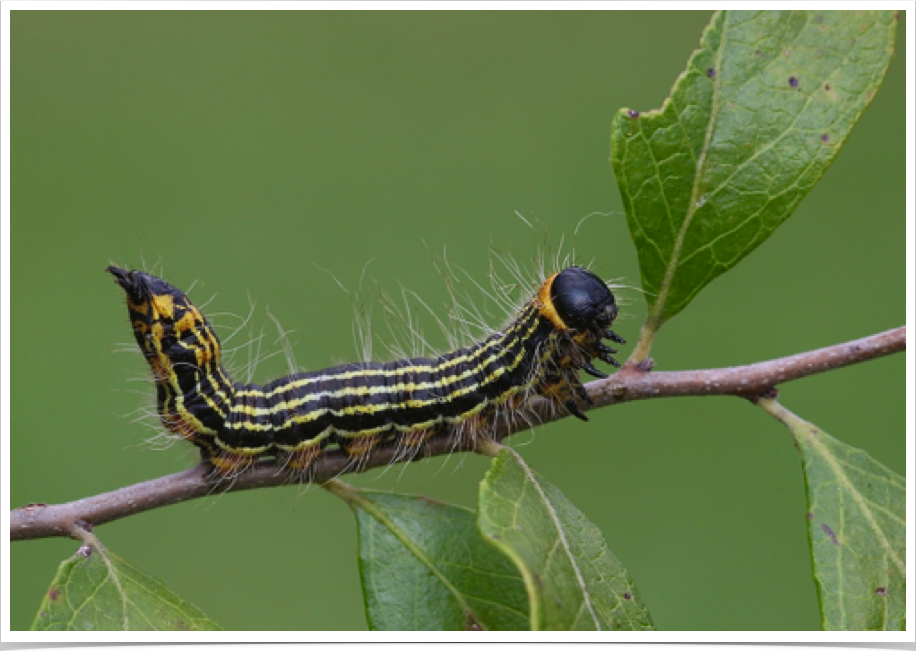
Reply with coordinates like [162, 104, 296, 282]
[108, 265, 625, 480]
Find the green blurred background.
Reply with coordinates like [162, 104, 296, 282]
[11, 11, 904, 631]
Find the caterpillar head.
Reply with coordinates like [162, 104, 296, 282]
[107, 266, 218, 368]
[549, 266, 619, 332]
[538, 266, 626, 371]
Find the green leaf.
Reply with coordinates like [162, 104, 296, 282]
[759, 399, 905, 631]
[327, 482, 529, 631]
[31, 542, 221, 631]
[477, 447, 654, 631]
[611, 10, 897, 356]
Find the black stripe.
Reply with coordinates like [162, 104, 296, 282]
[219, 305, 552, 450]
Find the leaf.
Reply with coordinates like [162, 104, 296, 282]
[610, 10, 897, 353]
[759, 399, 905, 631]
[327, 482, 529, 631]
[31, 543, 221, 631]
[477, 447, 654, 631]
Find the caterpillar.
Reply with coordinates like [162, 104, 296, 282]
[108, 264, 625, 481]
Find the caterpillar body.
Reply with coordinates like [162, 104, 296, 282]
[108, 265, 625, 480]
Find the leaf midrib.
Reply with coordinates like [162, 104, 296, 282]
[761, 399, 905, 576]
[349, 490, 485, 630]
[800, 424, 905, 576]
[647, 11, 729, 328]
[508, 448, 601, 631]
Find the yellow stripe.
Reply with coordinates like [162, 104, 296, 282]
[223, 334, 538, 432]
[153, 321, 226, 436]
[223, 313, 541, 422]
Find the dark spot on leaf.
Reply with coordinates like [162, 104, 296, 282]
[876, 587, 887, 596]
[807, 512, 814, 520]
[419, 495, 444, 505]
[789, 76, 799, 88]
[821, 524, 839, 546]
[40, 612, 47, 618]
[754, 50, 762, 57]
[821, 134, 830, 143]
[623, 592, 632, 600]
[824, 84, 831, 91]
[894, 11, 899, 20]
[627, 109, 640, 119]
[48, 588, 61, 601]
[706, 68, 716, 79]
[534, 573, 544, 589]
[176, 619, 190, 631]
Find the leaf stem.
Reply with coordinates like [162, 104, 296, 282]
[476, 437, 505, 458]
[755, 396, 791, 425]
[320, 478, 358, 504]
[628, 318, 660, 364]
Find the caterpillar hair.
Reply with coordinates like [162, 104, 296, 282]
[107, 264, 626, 481]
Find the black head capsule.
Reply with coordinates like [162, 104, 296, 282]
[550, 267, 619, 331]
[549, 266, 625, 368]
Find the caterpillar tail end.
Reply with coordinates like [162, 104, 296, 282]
[106, 265, 134, 292]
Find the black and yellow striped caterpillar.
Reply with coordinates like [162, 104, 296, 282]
[108, 265, 625, 480]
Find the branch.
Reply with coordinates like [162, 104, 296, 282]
[11, 325, 904, 542]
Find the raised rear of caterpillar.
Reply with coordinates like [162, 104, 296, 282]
[108, 265, 625, 480]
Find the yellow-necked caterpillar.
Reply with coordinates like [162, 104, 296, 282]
[107, 265, 625, 481]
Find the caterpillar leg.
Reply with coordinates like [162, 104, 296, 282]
[277, 439, 328, 482]
[562, 381, 591, 421]
[541, 321, 625, 421]
[161, 411, 199, 442]
[207, 450, 259, 482]
[452, 410, 497, 448]
[339, 433, 384, 471]
[392, 427, 435, 463]
[537, 373, 592, 422]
